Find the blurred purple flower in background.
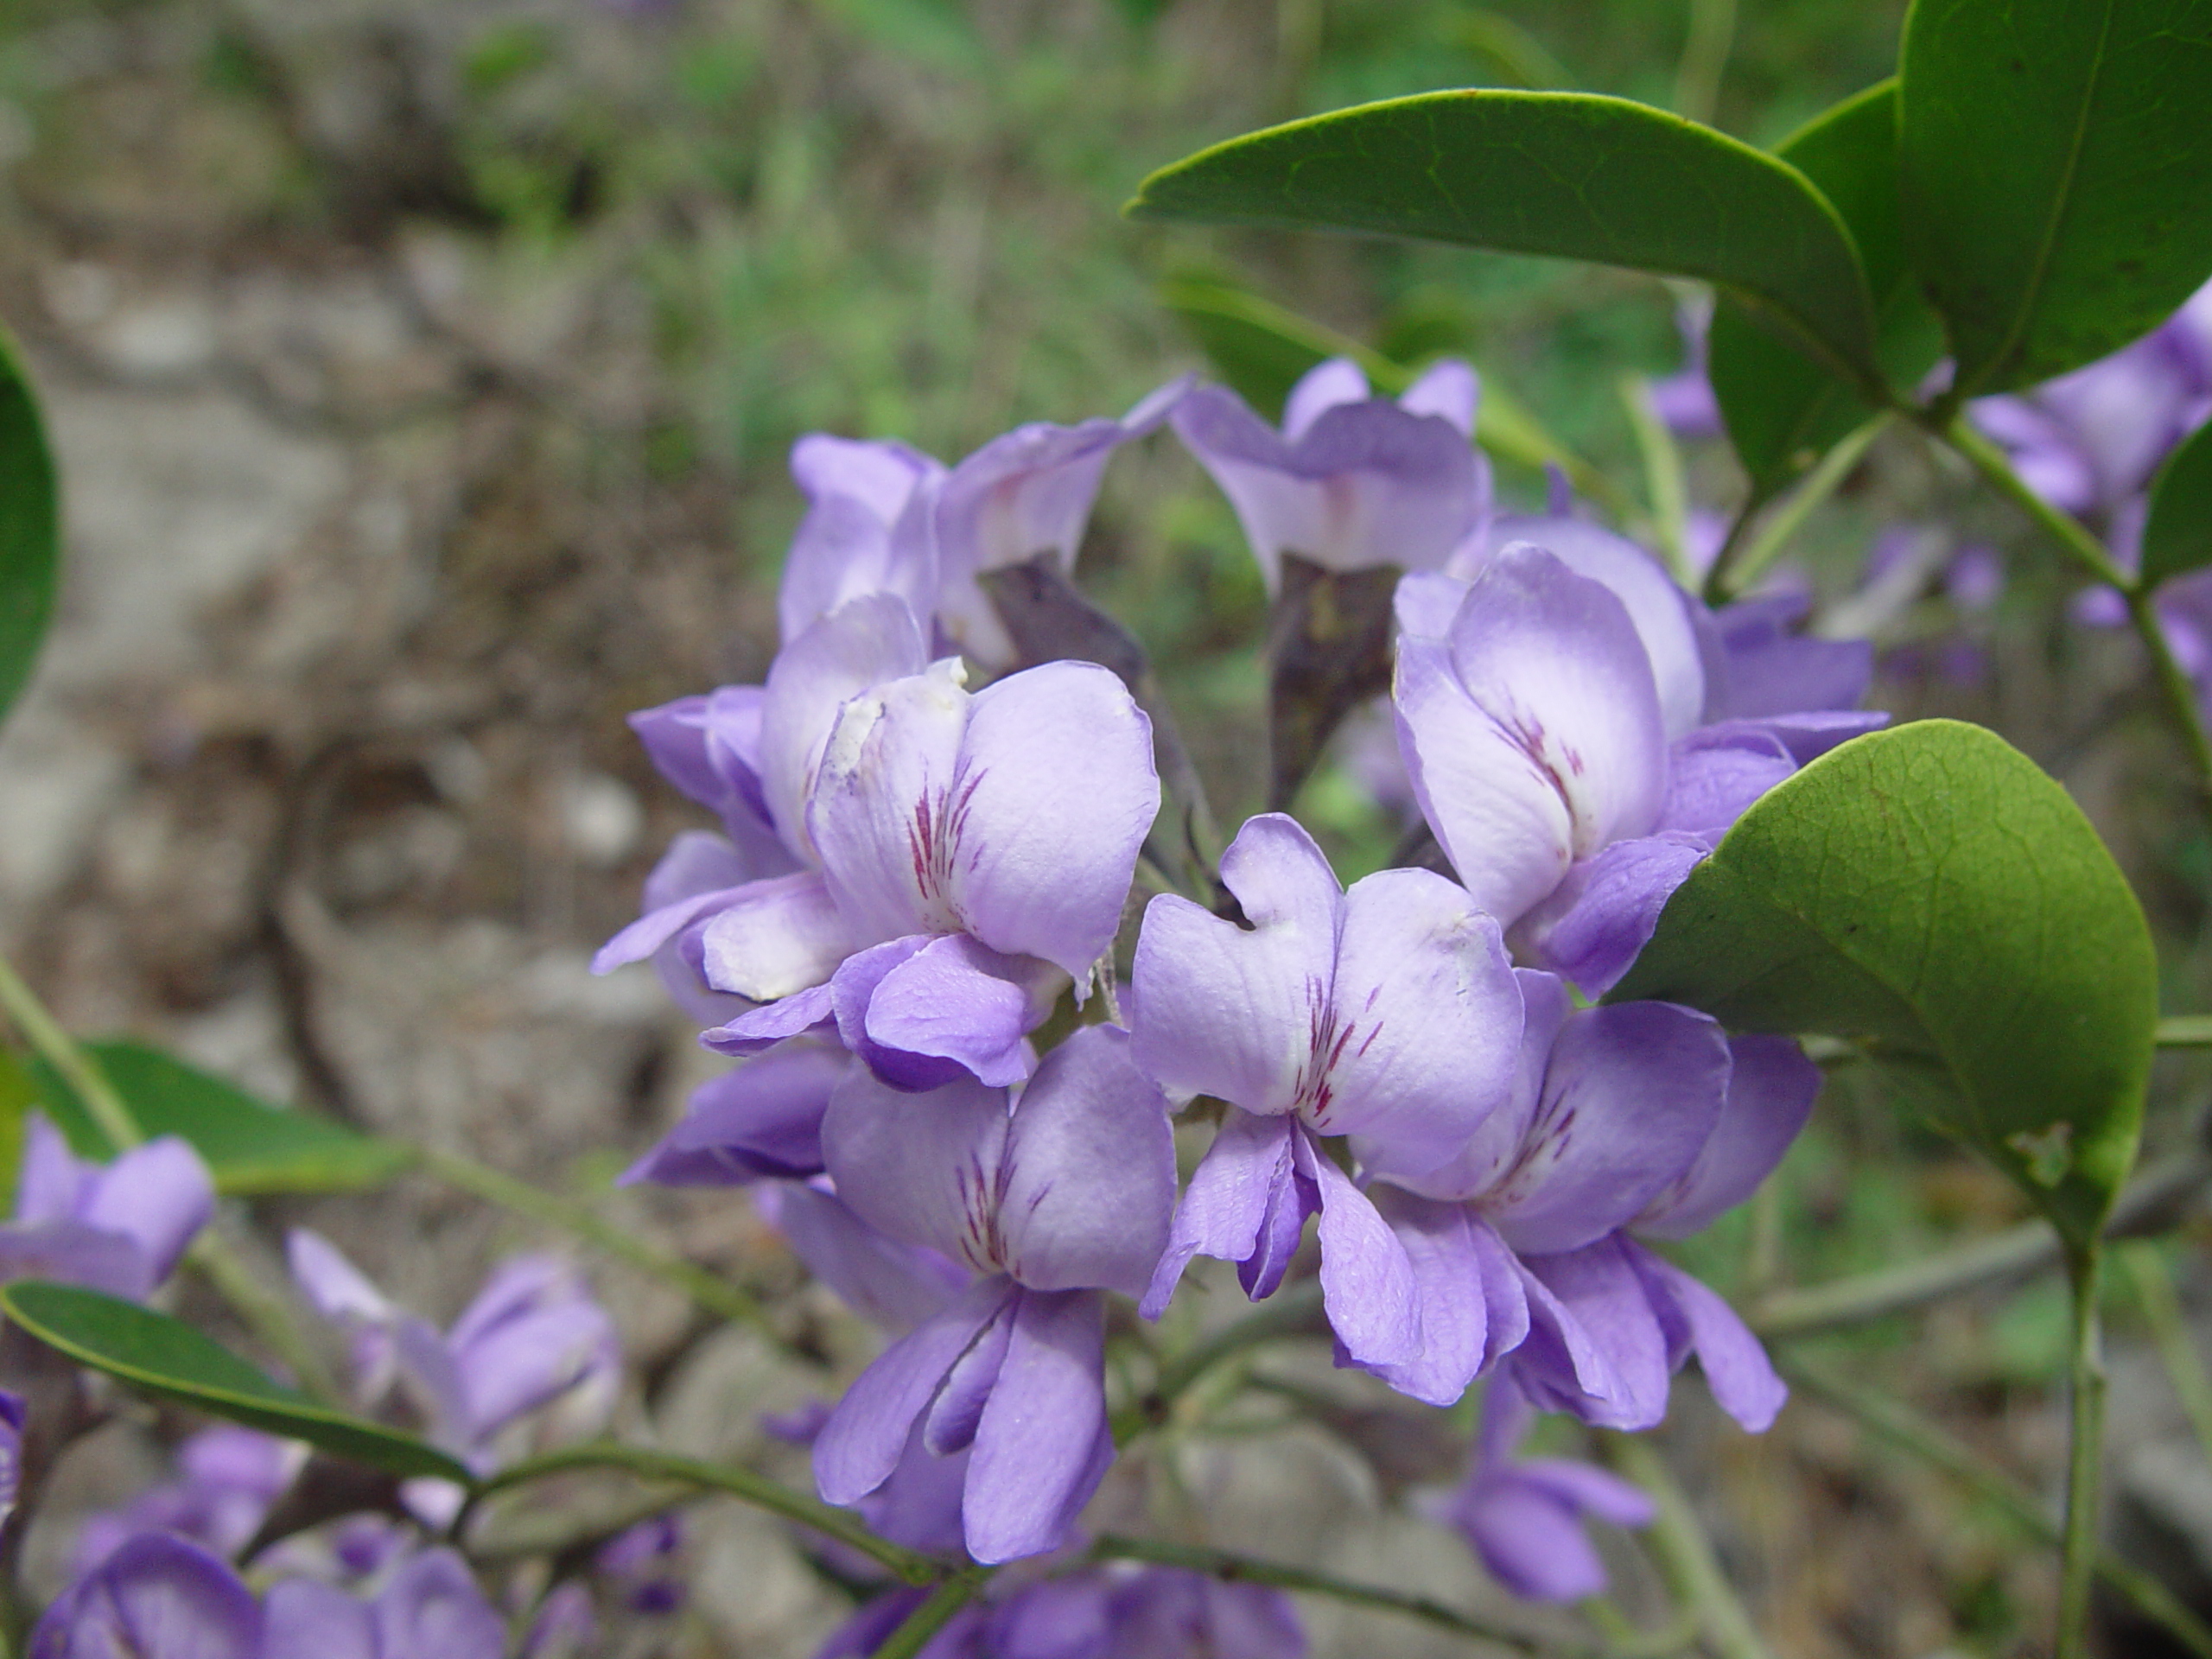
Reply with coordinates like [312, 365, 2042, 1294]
[1133, 812, 1522, 1371]
[0, 1389, 22, 1522]
[263, 1548, 505, 1659]
[0, 1117, 213, 1300]
[74, 1425, 302, 1573]
[813, 1024, 1174, 1562]
[1173, 356, 1491, 589]
[1430, 1375, 1655, 1602]
[33, 1533, 261, 1659]
[821, 1566, 1305, 1658]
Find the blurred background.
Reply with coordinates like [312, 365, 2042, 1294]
[2, 0, 2210, 1653]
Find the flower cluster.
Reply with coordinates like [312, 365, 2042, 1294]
[600, 355, 1881, 1629]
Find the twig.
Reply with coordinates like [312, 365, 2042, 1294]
[1703, 414, 1888, 603]
[412, 1145, 788, 1349]
[1784, 1356, 2212, 1659]
[1089, 1533, 1586, 1655]
[1603, 1436, 1769, 1659]
[874, 1575, 986, 1659]
[472, 1442, 944, 1586]
[2056, 1247, 2109, 1659]
[1748, 1151, 2212, 1339]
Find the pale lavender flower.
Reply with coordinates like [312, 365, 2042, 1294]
[32, 1533, 260, 1659]
[620, 1039, 849, 1187]
[755, 1178, 970, 1336]
[263, 1548, 505, 1659]
[779, 436, 946, 645]
[812, 1025, 1175, 1563]
[1103, 1567, 1306, 1656]
[1648, 302, 1723, 441]
[1430, 1376, 1654, 1602]
[821, 1567, 1303, 1659]
[0, 1116, 214, 1300]
[1172, 357, 1490, 591]
[289, 1234, 619, 1491]
[932, 381, 1189, 668]
[1131, 813, 1522, 1372]
[1365, 972, 1811, 1425]
[697, 654, 1158, 1090]
[595, 1513, 685, 1615]
[74, 1426, 303, 1573]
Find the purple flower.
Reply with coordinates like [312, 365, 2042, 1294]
[0, 1389, 22, 1522]
[75, 1426, 303, 1573]
[931, 382, 1188, 669]
[0, 1116, 214, 1300]
[698, 654, 1158, 1090]
[1394, 542, 1880, 993]
[32, 1533, 261, 1659]
[1430, 1376, 1655, 1603]
[521, 1584, 599, 1659]
[820, 1567, 1303, 1659]
[1365, 972, 1813, 1425]
[779, 436, 947, 646]
[1103, 1568, 1306, 1656]
[594, 1513, 685, 1615]
[1171, 357, 1490, 590]
[756, 1178, 971, 1336]
[1648, 302, 1723, 442]
[289, 1234, 619, 1484]
[1131, 813, 1522, 1372]
[812, 1025, 1175, 1563]
[262, 1548, 505, 1659]
[620, 1039, 849, 1188]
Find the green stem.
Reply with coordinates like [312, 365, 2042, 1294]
[413, 1146, 784, 1346]
[474, 1443, 944, 1586]
[1748, 1150, 2212, 1340]
[2056, 1246, 2108, 1659]
[2118, 1242, 2212, 1478]
[2126, 584, 2212, 799]
[1089, 1534, 1580, 1655]
[2159, 1015, 2212, 1046]
[1673, 0, 1738, 124]
[1621, 376, 1693, 586]
[1112, 1281, 1325, 1444]
[1604, 1436, 1769, 1659]
[1785, 1356, 2212, 1659]
[1704, 414, 1888, 603]
[0, 954, 337, 1401]
[874, 1575, 986, 1659]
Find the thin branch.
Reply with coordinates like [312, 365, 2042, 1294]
[1603, 1437, 1769, 1659]
[2055, 1247, 2107, 1659]
[874, 1575, 987, 1659]
[412, 1145, 788, 1349]
[472, 1443, 944, 1587]
[1783, 1356, 2212, 1659]
[2160, 1015, 2212, 1047]
[1704, 414, 1889, 602]
[1088, 1534, 1590, 1656]
[1748, 1151, 2212, 1340]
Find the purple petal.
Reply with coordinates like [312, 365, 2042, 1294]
[287, 1230, 391, 1327]
[1657, 728, 1795, 838]
[1393, 570, 1469, 642]
[1130, 813, 1341, 1116]
[1294, 1130, 1419, 1366]
[702, 979, 838, 1057]
[592, 878, 754, 976]
[1110, 1571, 1308, 1659]
[759, 1180, 968, 1333]
[856, 1422, 973, 1556]
[829, 937, 982, 1092]
[1309, 866, 1520, 1171]
[760, 593, 931, 864]
[1360, 1187, 1493, 1406]
[779, 435, 944, 645]
[1705, 593, 1877, 721]
[1140, 1107, 1299, 1319]
[815, 1275, 1016, 1506]
[452, 1292, 618, 1443]
[997, 1025, 1175, 1296]
[821, 1064, 1010, 1274]
[963, 1287, 1112, 1563]
[1637, 1034, 1820, 1238]
[1512, 1236, 1671, 1431]
[1512, 834, 1708, 996]
[620, 1044, 845, 1186]
[1399, 359, 1479, 436]
[862, 934, 1055, 1090]
[264, 1578, 374, 1659]
[80, 1137, 214, 1287]
[0, 1221, 156, 1300]
[1481, 1001, 1731, 1256]
[636, 833, 765, 1024]
[627, 685, 775, 844]
[1452, 1476, 1616, 1603]
[1472, 516, 1708, 740]
[1282, 359, 1371, 438]
[16, 1116, 88, 1224]
[988, 1576, 1117, 1657]
[1703, 709, 1886, 767]
[368, 1548, 505, 1659]
[922, 1295, 1014, 1456]
[1630, 1243, 1787, 1431]
[945, 660, 1158, 977]
[697, 871, 858, 1001]
[35, 1533, 262, 1659]
[1513, 1458, 1657, 1529]
[1395, 969, 1571, 1204]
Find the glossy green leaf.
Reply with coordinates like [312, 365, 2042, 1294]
[0, 1280, 474, 1483]
[31, 1042, 411, 1195]
[2140, 419, 2212, 591]
[1709, 81, 1947, 495]
[1129, 91, 1881, 391]
[1898, 0, 2212, 396]
[1610, 720, 2155, 1246]
[1156, 276, 1614, 505]
[0, 329, 59, 728]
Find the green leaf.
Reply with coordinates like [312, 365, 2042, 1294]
[0, 1049, 34, 1211]
[1709, 81, 1947, 495]
[1129, 91, 1881, 391]
[1609, 720, 2155, 1246]
[1898, 0, 2212, 396]
[0, 1280, 474, 1483]
[30, 1042, 412, 1195]
[0, 329, 59, 729]
[2140, 419, 2212, 591]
